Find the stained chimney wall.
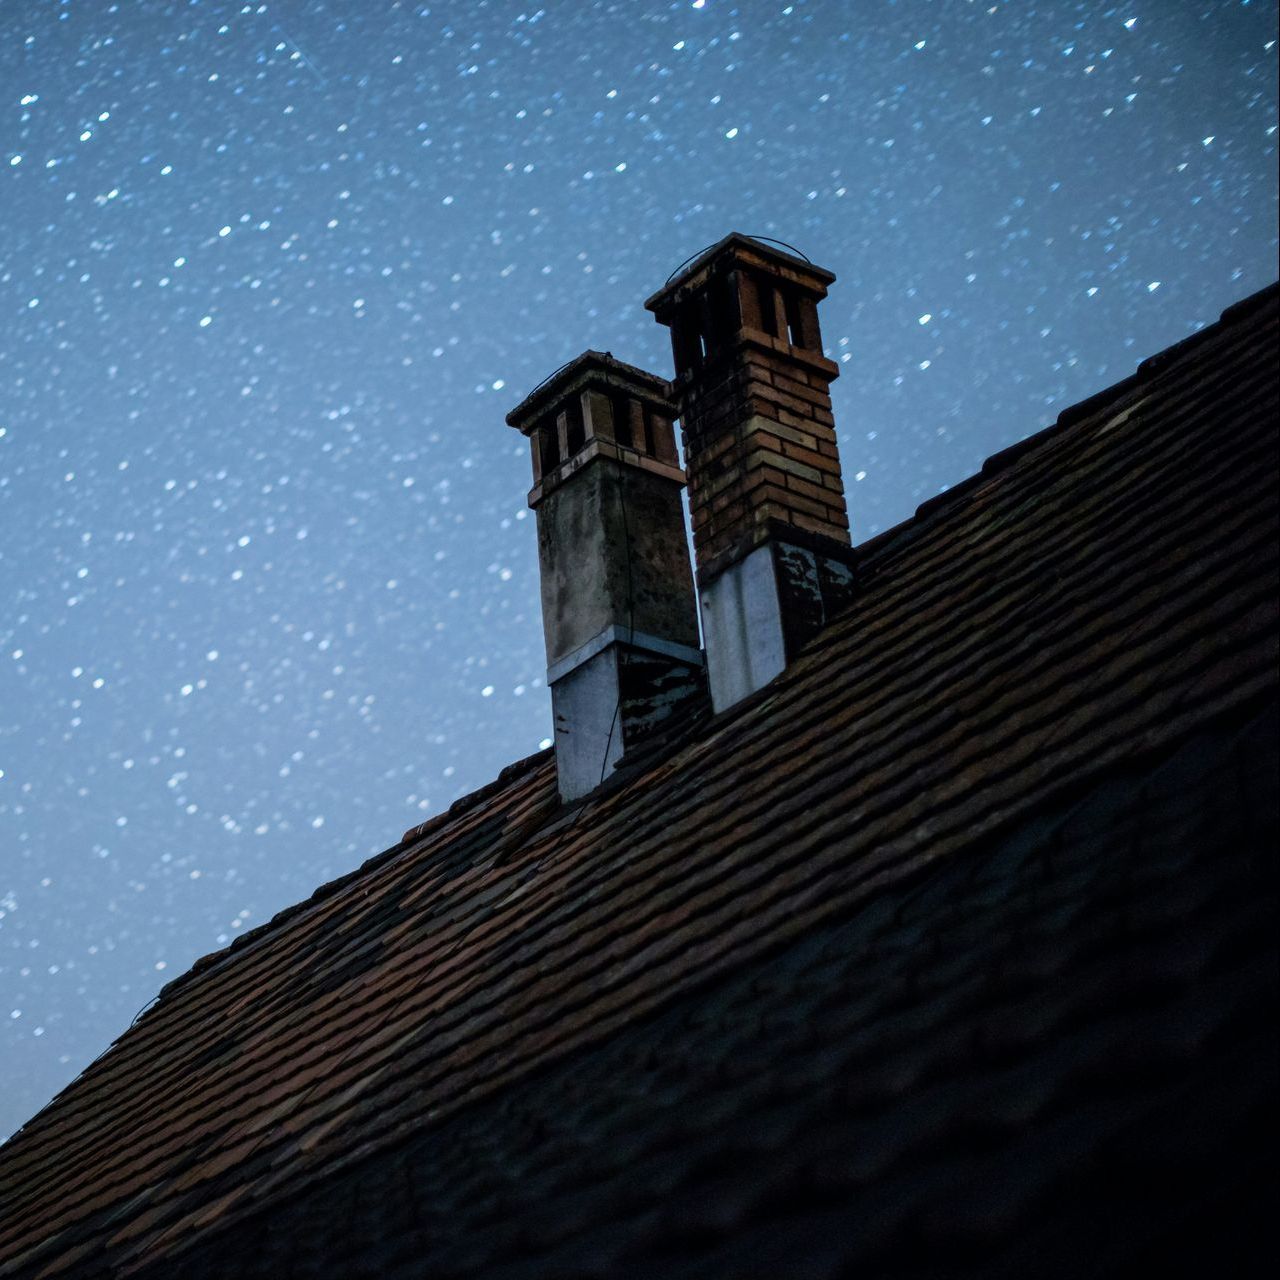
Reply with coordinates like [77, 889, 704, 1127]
[508, 351, 705, 800]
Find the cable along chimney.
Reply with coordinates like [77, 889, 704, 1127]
[645, 234, 856, 713]
[507, 352, 704, 802]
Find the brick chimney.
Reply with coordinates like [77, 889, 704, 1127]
[645, 234, 855, 712]
[507, 351, 704, 801]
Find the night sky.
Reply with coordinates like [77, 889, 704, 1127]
[1, 0, 1275, 1141]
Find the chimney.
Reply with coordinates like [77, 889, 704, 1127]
[507, 351, 704, 802]
[645, 234, 855, 712]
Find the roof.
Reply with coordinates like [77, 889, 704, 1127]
[0, 282, 1276, 1279]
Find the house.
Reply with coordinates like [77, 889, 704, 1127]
[0, 235, 1275, 1279]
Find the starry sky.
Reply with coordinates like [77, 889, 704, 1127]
[1, 0, 1275, 1141]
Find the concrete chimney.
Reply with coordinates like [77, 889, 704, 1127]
[507, 351, 704, 801]
[645, 234, 856, 712]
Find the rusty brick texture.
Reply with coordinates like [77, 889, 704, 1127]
[680, 341, 850, 567]
[644, 234, 853, 575]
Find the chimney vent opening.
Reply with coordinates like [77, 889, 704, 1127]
[708, 275, 737, 349]
[753, 273, 779, 338]
[671, 304, 705, 377]
[642, 404, 658, 458]
[537, 420, 561, 474]
[783, 290, 804, 349]
[562, 399, 586, 457]
[611, 393, 634, 449]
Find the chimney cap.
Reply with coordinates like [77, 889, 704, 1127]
[643, 232, 836, 320]
[506, 350, 676, 436]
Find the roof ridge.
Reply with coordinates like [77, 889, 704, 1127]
[854, 280, 1279, 564]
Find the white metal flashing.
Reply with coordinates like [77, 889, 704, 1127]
[546, 625, 704, 686]
[699, 545, 787, 713]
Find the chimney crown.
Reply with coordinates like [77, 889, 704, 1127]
[644, 233, 835, 340]
[506, 350, 683, 509]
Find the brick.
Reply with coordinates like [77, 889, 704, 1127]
[741, 479, 792, 510]
[690, 365, 739, 405]
[741, 463, 792, 497]
[751, 500, 796, 529]
[697, 388, 749, 425]
[781, 440, 840, 475]
[784, 472, 845, 510]
[743, 348, 790, 376]
[740, 470, 833, 522]
[747, 418, 819, 451]
[697, 432, 740, 469]
[707, 497, 748, 529]
[756, 431, 815, 467]
[743, 446, 823, 487]
[711, 486, 749, 517]
[786, 493, 836, 524]
[743, 396, 804, 428]
[744, 426, 788, 454]
[785, 508, 851, 541]
[754, 384, 819, 421]
[770, 370, 830, 409]
[782, 489, 834, 522]
[706, 463, 749, 501]
[742, 376, 779, 405]
[699, 527, 740, 562]
[756, 400, 816, 432]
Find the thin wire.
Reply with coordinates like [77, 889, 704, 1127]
[271, 22, 328, 85]
[663, 234, 811, 284]
[744, 235, 811, 262]
[598, 461, 636, 785]
[131, 996, 160, 1026]
[522, 356, 581, 410]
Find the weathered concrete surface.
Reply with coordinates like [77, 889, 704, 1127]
[551, 642, 704, 802]
[550, 647, 626, 802]
[509, 350, 706, 803]
[536, 458, 699, 671]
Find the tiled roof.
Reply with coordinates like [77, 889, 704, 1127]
[0, 283, 1276, 1279]
[110, 699, 1280, 1280]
